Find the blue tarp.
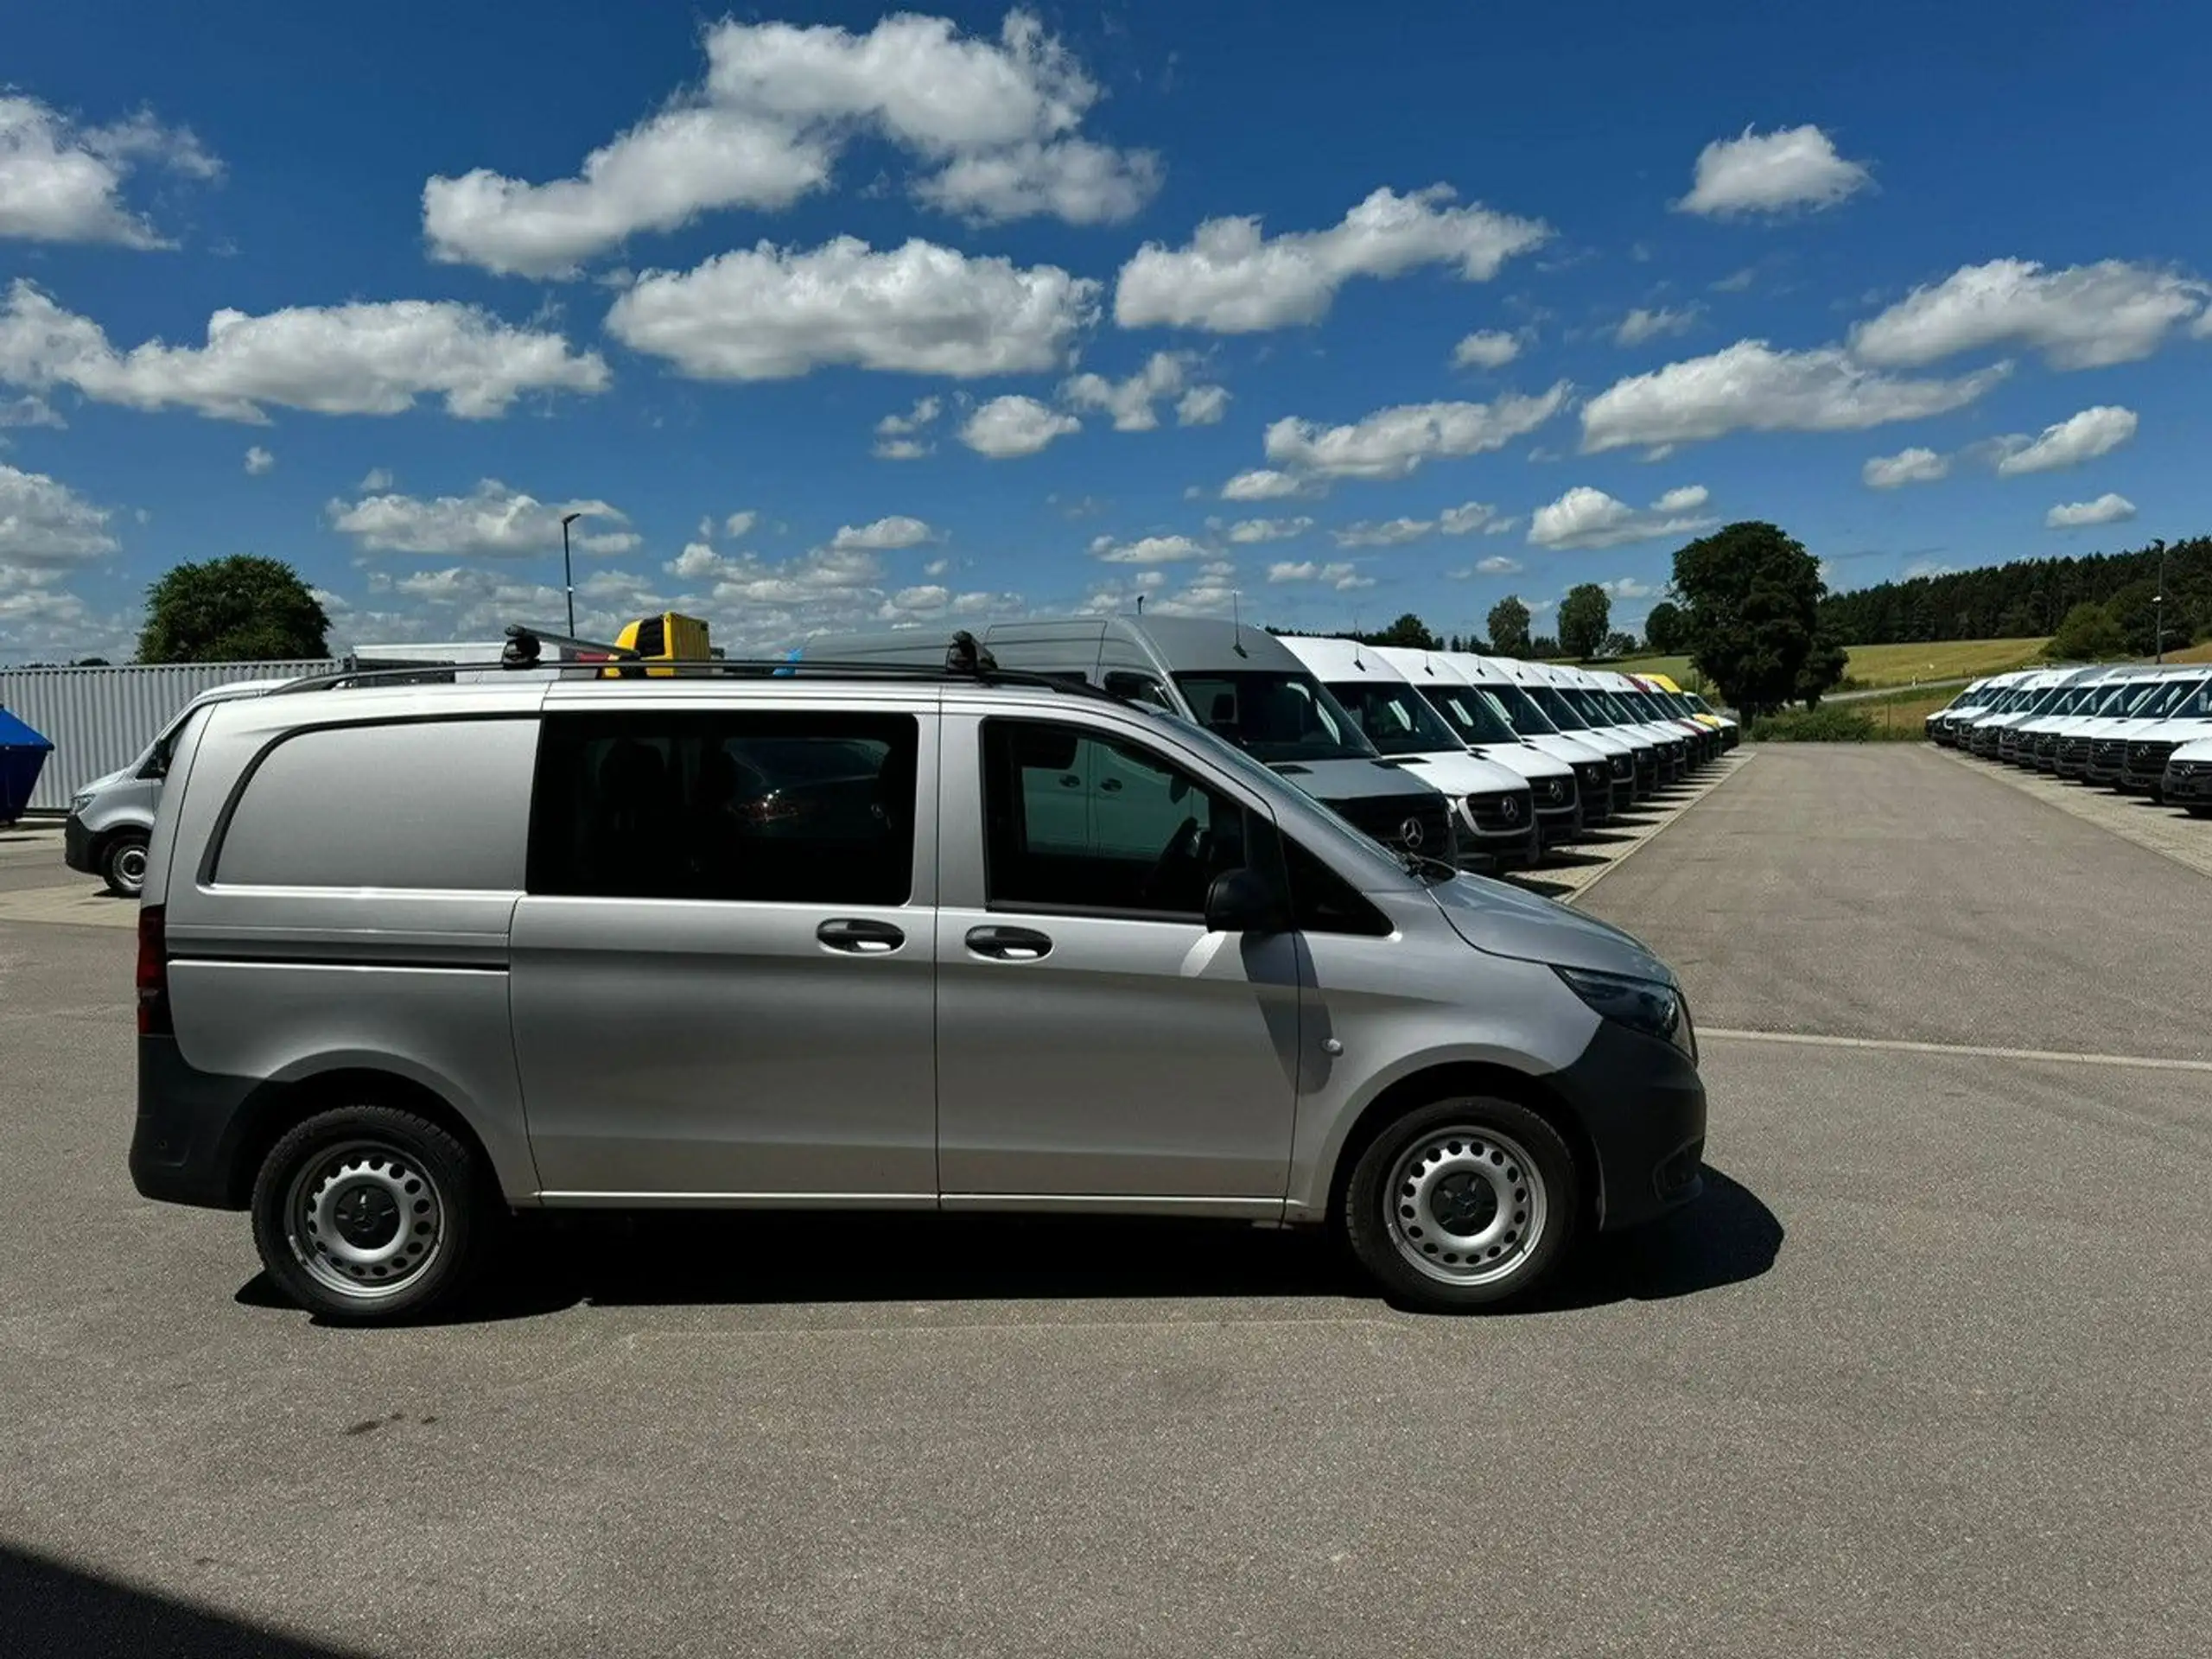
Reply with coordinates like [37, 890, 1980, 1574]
[0, 706, 54, 826]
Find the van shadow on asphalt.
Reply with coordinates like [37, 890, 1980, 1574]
[1, 1544, 363, 1659]
[236, 1169, 1781, 1325]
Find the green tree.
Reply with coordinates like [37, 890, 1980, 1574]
[1529, 633, 1560, 658]
[2103, 579, 2164, 657]
[1368, 612, 1441, 651]
[138, 556, 330, 664]
[1487, 595, 1532, 658]
[1794, 634, 1849, 708]
[1643, 601, 1686, 654]
[1603, 631, 1640, 658]
[2046, 601, 2128, 661]
[1672, 521, 1832, 717]
[1558, 583, 1611, 660]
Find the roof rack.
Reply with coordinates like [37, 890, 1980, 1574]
[269, 626, 1131, 707]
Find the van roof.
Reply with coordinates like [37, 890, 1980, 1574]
[1276, 634, 1412, 682]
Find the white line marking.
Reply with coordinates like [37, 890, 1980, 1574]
[1700, 1027, 2212, 1074]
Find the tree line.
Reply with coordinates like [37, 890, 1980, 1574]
[1816, 537, 2211, 652]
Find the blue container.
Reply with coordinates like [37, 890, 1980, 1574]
[0, 706, 54, 826]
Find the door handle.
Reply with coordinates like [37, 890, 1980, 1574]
[964, 924, 1053, 962]
[1058, 772, 1082, 787]
[816, 918, 906, 955]
[1098, 778, 1122, 792]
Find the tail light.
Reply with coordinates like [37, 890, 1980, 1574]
[137, 905, 172, 1037]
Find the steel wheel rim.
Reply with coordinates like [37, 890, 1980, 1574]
[1385, 1126, 1548, 1287]
[113, 844, 147, 893]
[285, 1141, 445, 1302]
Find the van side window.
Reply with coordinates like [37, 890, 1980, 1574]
[1103, 671, 1173, 710]
[982, 719, 1250, 918]
[1283, 838, 1392, 937]
[530, 711, 918, 905]
[215, 719, 537, 890]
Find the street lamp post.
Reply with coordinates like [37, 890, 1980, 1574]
[2154, 542, 2167, 664]
[560, 512, 582, 638]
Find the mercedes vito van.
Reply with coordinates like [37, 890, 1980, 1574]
[131, 645, 1707, 1322]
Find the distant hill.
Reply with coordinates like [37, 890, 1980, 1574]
[1820, 537, 2209, 646]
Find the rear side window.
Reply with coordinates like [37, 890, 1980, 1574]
[215, 719, 537, 890]
[529, 709, 918, 905]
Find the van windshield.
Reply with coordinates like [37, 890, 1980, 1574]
[1489, 682, 1564, 735]
[1172, 671, 1376, 763]
[1421, 683, 1522, 746]
[1516, 685, 1583, 730]
[1323, 680, 1463, 756]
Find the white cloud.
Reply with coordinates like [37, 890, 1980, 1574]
[960, 394, 1080, 458]
[423, 11, 1154, 277]
[1224, 517, 1312, 544]
[1220, 467, 1306, 501]
[1452, 330, 1521, 369]
[358, 467, 394, 492]
[1262, 384, 1568, 481]
[1675, 124, 1871, 218]
[0, 461, 120, 575]
[1992, 404, 2138, 476]
[1615, 306, 1700, 346]
[0, 94, 219, 249]
[1061, 352, 1221, 431]
[873, 396, 941, 457]
[1175, 384, 1230, 426]
[243, 445, 274, 476]
[1266, 559, 1369, 590]
[1863, 447, 1950, 489]
[1850, 259, 2209, 370]
[0, 394, 64, 429]
[830, 515, 936, 550]
[1528, 484, 1716, 550]
[606, 237, 1097, 381]
[1092, 532, 1208, 564]
[2044, 493, 2136, 530]
[0, 281, 607, 423]
[1580, 340, 2005, 454]
[1474, 555, 1522, 575]
[1333, 518, 1433, 548]
[327, 480, 640, 559]
[1115, 186, 1550, 333]
[722, 510, 758, 539]
[1439, 501, 1511, 536]
[667, 542, 726, 582]
[1599, 576, 1656, 599]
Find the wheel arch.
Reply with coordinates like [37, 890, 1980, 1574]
[224, 1067, 505, 1210]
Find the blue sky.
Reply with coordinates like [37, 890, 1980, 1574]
[4, 0, 2210, 662]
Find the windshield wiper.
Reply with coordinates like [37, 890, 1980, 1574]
[1392, 846, 1459, 884]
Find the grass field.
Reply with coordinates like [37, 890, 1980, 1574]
[1600, 637, 2052, 693]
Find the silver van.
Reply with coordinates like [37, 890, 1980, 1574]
[801, 618, 1468, 867]
[130, 647, 1707, 1321]
[66, 679, 289, 896]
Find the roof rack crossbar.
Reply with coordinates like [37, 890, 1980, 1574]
[265, 652, 1132, 703]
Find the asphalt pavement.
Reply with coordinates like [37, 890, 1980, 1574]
[2, 748, 2206, 1657]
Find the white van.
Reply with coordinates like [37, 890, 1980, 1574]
[1451, 656, 1646, 810]
[1541, 664, 1689, 783]
[1277, 637, 1576, 856]
[2118, 671, 2212, 796]
[2161, 734, 2212, 815]
[2008, 667, 2128, 770]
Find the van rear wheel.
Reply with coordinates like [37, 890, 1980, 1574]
[1343, 1096, 1580, 1312]
[102, 832, 149, 898]
[251, 1106, 486, 1323]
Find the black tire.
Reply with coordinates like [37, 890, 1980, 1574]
[101, 831, 149, 898]
[251, 1105, 489, 1323]
[1342, 1096, 1580, 1313]
[2189, 805, 2212, 819]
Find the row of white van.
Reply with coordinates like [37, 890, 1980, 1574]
[1928, 662, 2212, 812]
[804, 617, 1738, 875]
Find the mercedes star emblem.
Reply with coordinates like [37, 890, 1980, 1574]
[1397, 817, 1425, 849]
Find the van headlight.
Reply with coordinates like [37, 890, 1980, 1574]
[1554, 966, 1694, 1058]
[70, 792, 93, 814]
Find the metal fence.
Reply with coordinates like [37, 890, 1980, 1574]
[0, 661, 334, 812]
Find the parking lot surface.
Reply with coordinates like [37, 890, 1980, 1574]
[3, 747, 2207, 1657]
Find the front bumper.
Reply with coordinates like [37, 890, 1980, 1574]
[2164, 762, 2212, 804]
[63, 812, 95, 874]
[1548, 1016, 1707, 1232]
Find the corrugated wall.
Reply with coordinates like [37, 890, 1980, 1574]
[0, 662, 334, 811]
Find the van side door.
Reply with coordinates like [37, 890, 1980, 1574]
[509, 698, 938, 1201]
[934, 709, 1300, 1205]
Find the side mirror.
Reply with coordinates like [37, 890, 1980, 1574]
[1204, 868, 1281, 934]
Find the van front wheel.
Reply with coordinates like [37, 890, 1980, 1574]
[102, 832, 149, 898]
[1344, 1096, 1580, 1313]
[251, 1106, 485, 1324]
